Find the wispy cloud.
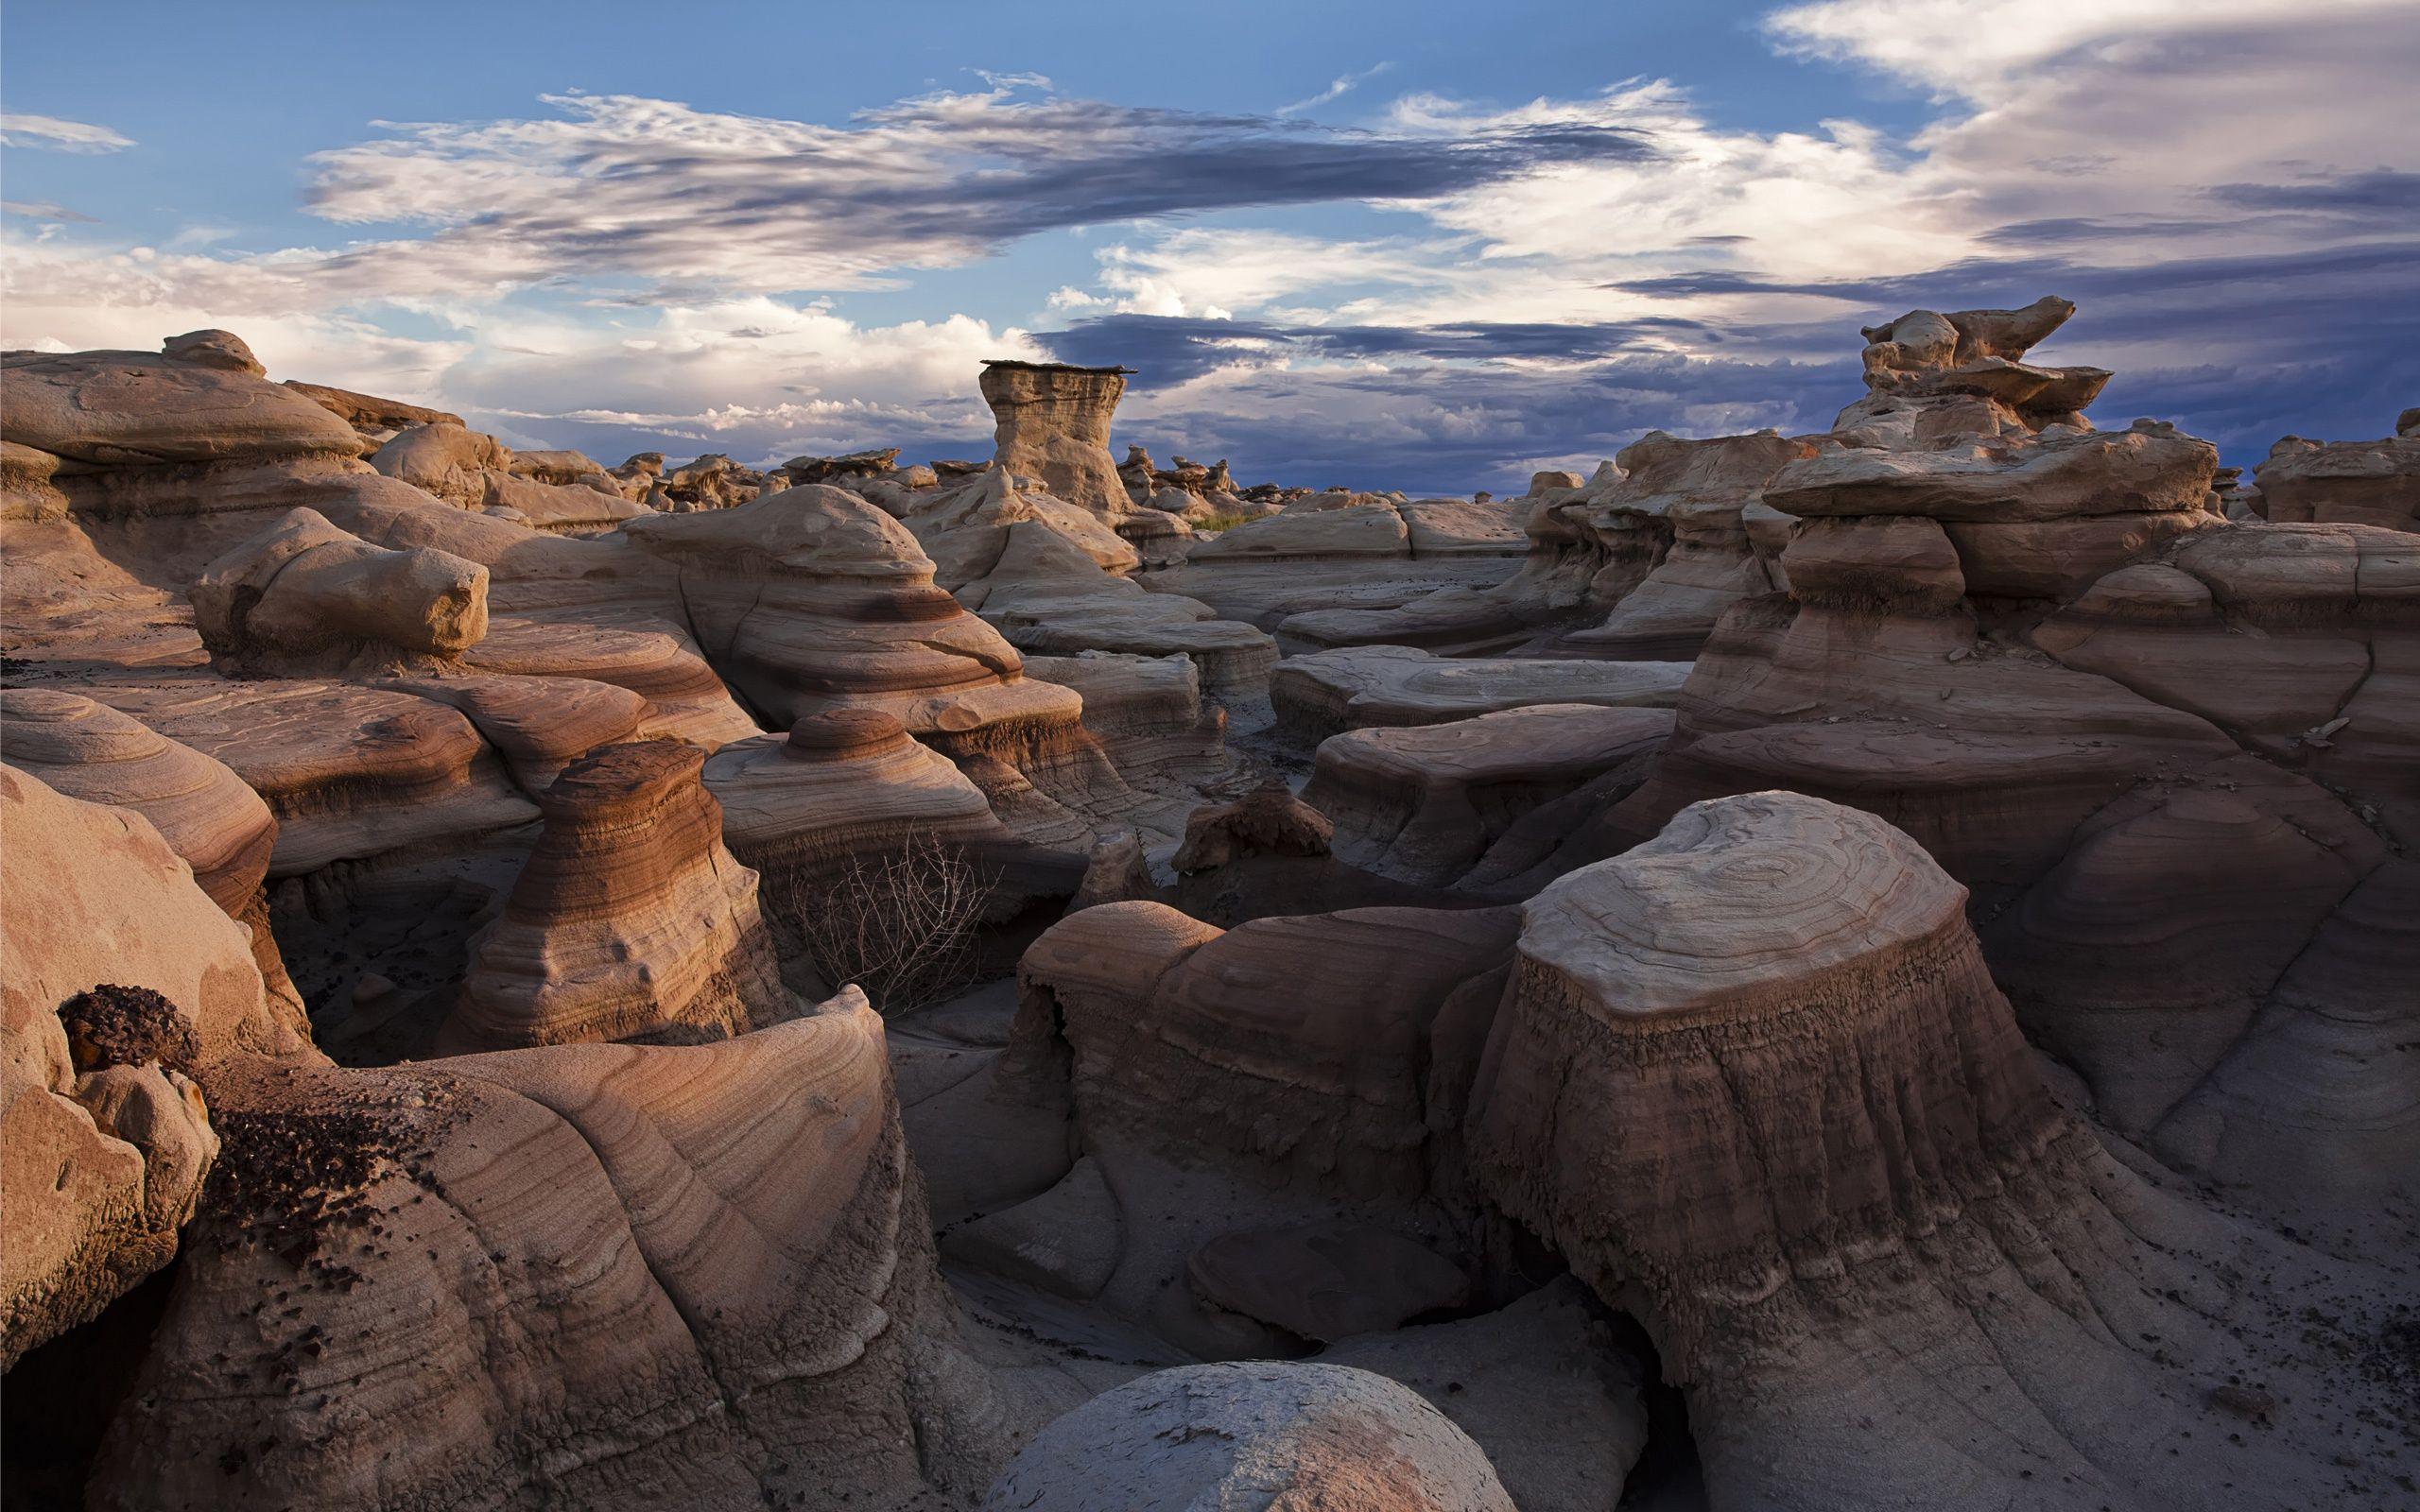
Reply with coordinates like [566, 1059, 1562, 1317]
[1, 199, 98, 222]
[1275, 60, 1397, 118]
[290, 86, 1652, 296]
[0, 112, 135, 152]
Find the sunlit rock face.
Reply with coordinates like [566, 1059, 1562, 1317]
[0, 764, 312, 1367]
[978, 359, 1137, 523]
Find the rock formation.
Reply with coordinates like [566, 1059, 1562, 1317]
[1271, 644, 1687, 744]
[443, 741, 793, 1051]
[1302, 703, 1674, 887]
[0, 763, 309, 1366]
[7, 303, 2414, 1512]
[91, 993, 1012, 1511]
[2251, 410, 2419, 531]
[978, 359, 1137, 523]
[191, 507, 490, 676]
[982, 1362, 1516, 1512]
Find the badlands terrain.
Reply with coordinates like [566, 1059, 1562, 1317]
[1, 300, 2414, 1510]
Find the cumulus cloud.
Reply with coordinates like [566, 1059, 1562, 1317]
[0, 112, 135, 152]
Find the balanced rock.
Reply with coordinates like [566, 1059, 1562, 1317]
[978, 359, 1135, 522]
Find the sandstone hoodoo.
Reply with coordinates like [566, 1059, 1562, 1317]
[978, 359, 1140, 524]
[442, 740, 797, 1052]
[5, 269, 2412, 1512]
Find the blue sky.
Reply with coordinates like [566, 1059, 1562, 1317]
[6, 0, 2416, 491]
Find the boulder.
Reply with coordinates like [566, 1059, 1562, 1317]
[982, 1362, 1514, 1512]
[190, 507, 489, 676]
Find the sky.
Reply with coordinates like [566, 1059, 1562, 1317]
[5, 0, 2416, 494]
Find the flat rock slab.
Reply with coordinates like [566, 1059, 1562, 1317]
[1272, 644, 1689, 743]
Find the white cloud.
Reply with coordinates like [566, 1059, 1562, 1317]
[0, 112, 135, 152]
[1275, 61, 1397, 118]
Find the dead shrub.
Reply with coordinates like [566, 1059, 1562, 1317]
[774, 831, 996, 1015]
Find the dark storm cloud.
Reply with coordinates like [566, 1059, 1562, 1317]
[301, 91, 1657, 295]
[1602, 240, 2420, 458]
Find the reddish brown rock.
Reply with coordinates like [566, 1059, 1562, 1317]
[443, 742, 794, 1051]
[93, 994, 1011, 1511]
[191, 507, 490, 676]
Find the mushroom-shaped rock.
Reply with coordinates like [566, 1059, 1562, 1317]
[191, 507, 489, 676]
[1467, 793, 2053, 1364]
[443, 741, 794, 1051]
[982, 1361, 1515, 1512]
[978, 359, 1134, 520]
[704, 709, 1047, 933]
[93, 993, 1009, 1510]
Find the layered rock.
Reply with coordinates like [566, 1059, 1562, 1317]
[190, 507, 490, 676]
[703, 708, 1078, 941]
[283, 380, 463, 446]
[443, 742, 793, 1051]
[85, 678, 540, 875]
[1292, 434, 1810, 658]
[2250, 414, 2418, 531]
[370, 421, 648, 532]
[0, 690, 301, 1006]
[1463, 792, 2406, 1508]
[982, 1362, 1515, 1512]
[1271, 644, 1687, 745]
[623, 485, 1157, 843]
[783, 446, 902, 488]
[1841, 294, 2110, 440]
[1302, 703, 1674, 887]
[2, 340, 363, 472]
[978, 360, 1137, 523]
[1015, 900, 1520, 1199]
[0, 764, 309, 1365]
[92, 994, 1012, 1511]
[1150, 496, 1529, 638]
